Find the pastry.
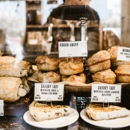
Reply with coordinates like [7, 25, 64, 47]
[108, 46, 119, 60]
[59, 57, 84, 75]
[29, 101, 72, 121]
[0, 56, 33, 77]
[108, 46, 130, 67]
[86, 103, 130, 121]
[86, 50, 111, 73]
[61, 72, 87, 83]
[37, 71, 61, 83]
[35, 56, 59, 71]
[0, 56, 15, 64]
[115, 64, 130, 83]
[92, 69, 116, 84]
[0, 77, 31, 102]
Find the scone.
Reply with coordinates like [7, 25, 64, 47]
[29, 101, 72, 121]
[115, 64, 130, 83]
[108, 46, 130, 67]
[35, 56, 60, 71]
[59, 57, 84, 75]
[108, 46, 119, 60]
[37, 71, 61, 83]
[61, 72, 87, 83]
[86, 50, 111, 73]
[92, 69, 116, 84]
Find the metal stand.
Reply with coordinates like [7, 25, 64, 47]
[80, 17, 87, 41]
[80, 17, 87, 65]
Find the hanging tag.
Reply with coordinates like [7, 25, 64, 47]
[34, 83, 64, 101]
[0, 100, 4, 116]
[91, 83, 121, 103]
[117, 47, 130, 61]
[58, 41, 88, 57]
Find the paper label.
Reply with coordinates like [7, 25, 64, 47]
[117, 47, 130, 61]
[34, 83, 64, 101]
[0, 100, 4, 116]
[91, 84, 121, 103]
[58, 41, 88, 57]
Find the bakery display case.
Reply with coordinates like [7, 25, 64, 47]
[1, 0, 130, 130]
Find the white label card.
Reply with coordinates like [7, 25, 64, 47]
[34, 83, 64, 101]
[0, 100, 4, 116]
[117, 47, 130, 61]
[58, 41, 88, 57]
[91, 84, 121, 103]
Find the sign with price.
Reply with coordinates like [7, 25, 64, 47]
[91, 83, 121, 103]
[58, 41, 88, 57]
[117, 47, 130, 61]
[34, 83, 64, 101]
[0, 100, 4, 116]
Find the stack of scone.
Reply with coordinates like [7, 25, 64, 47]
[59, 57, 87, 83]
[0, 56, 34, 102]
[35, 56, 60, 83]
[108, 46, 130, 83]
[115, 64, 130, 83]
[86, 50, 116, 84]
[108, 46, 130, 68]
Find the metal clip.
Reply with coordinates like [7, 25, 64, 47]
[67, 54, 73, 62]
[103, 98, 109, 107]
[45, 98, 52, 106]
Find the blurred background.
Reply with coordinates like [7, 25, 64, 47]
[0, 0, 121, 63]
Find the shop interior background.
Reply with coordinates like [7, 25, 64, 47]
[0, 0, 121, 60]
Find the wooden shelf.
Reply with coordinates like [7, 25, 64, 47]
[26, 23, 98, 29]
[26, 0, 41, 2]
[27, 24, 69, 29]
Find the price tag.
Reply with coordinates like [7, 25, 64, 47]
[91, 84, 121, 103]
[34, 83, 64, 101]
[117, 47, 130, 61]
[0, 100, 4, 116]
[58, 41, 88, 57]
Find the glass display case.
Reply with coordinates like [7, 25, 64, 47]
[1, 0, 130, 130]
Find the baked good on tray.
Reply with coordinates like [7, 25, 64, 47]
[108, 46, 130, 67]
[0, 56, 34, 102]
[35, 56, 59, 71]
[59, 57, 84, 75]
[92, 69, 116, 84]
[0, 56, 33, 77]
[108, 46, 119, 60]
[115, 64, 130, 83]
[0, 77, 31, 102]
[86, 103, 130, 121]
[29, 101, 72, 121]
[86, 50, 111, 73]
[37, 71, 61, 83]
[61, 72, 87, 83]
[0, 56, 15, 64]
